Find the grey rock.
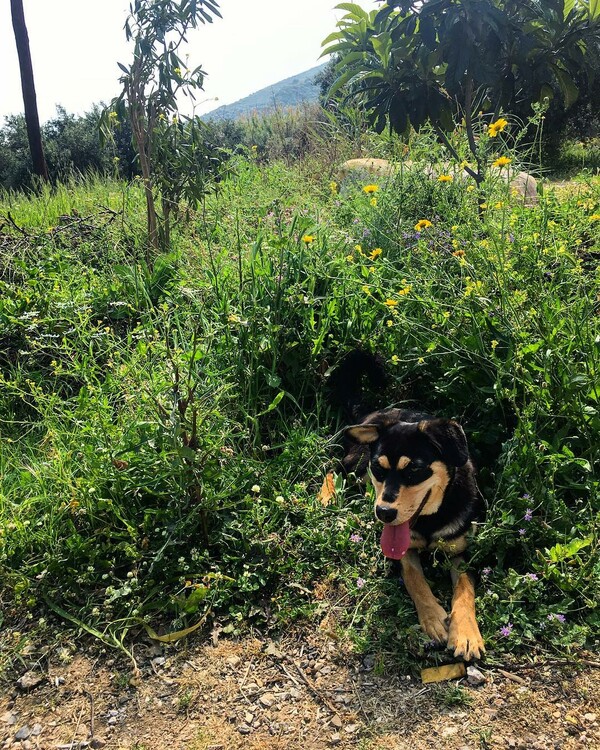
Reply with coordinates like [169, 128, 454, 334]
[14, 726, 30, 741]
[466, 665, 486, 686]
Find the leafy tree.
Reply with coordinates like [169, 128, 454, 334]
[323, 0, 600, 184]
[103, 0, 223, 253]
[10, 0, 48, 182]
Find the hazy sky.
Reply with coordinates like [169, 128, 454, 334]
[1, 0, 379, 123]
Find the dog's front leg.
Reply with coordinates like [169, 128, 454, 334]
[447, 556, 485, 661]
[400, 550, 449, 644]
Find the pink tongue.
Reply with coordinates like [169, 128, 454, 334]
[380, 522, 411, 560]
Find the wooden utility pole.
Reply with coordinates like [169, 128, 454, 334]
[10, 0, 49, 181]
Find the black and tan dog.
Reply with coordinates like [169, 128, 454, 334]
[321, 351, 485, 661]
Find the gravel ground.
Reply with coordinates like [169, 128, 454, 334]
[1, 625, 599, 750]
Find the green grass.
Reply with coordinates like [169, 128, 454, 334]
[0, 125, 599, 673]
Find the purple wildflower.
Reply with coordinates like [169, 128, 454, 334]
[524, 508, 533, 521]
[350, 533, 363, 544]
[548, 613, 566, 623]
[519, 528, 526, 536]
[482, 567, 492, 577]
[522, 493, 531, 500]
[499, 623, 513, 637]
[362, 228, 372, 238]
[524, 573, 539, 581]
[356, 577, 366, 589]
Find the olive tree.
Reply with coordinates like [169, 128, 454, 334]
[103, 0, 222, 253]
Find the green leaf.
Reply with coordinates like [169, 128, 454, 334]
[255, 391, 286, 418]
[321, 31, 345, 46]
[335, 3, 371, 21]
[372, 32, 392, 67]
[547, 538, 592, 563]
[551, 64, 579, 107]
[563, 0, 575, 20]
[589, 0, 600, 20]
[419, 15, 437, 49]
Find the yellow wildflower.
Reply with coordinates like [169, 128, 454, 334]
[438, 174, 453, 183]
[385, 299, 398, 307]
[452, 249, 465, 258]
[414, 219, 433, 231]
[354, 244, 363, 254]
[391, 355, 400, 365]
[174, 67, 182, 75]
[493, 156, 512, 168]
[369, 248, 383, 260]
[370, 197, 378, 207]
[466, 185, 476, 192]
[345, 255, 354, 263]
[362, 285, 371, 295]
[398, 285, 412, 296]
[363, 184, 379, 194]
[590, 214, 600, 222]
[386, 320, 394, 327]
[491, 340, 499, 350]
[330, 181, 338, 194]
[302, 235, 315, 244]
[488, 117, 508, 137]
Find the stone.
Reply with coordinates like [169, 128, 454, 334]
[265, 643, 284, 660]
[16, 673, 44, 691]
[337, 157, 539, 206]
[466, 665, 487, 687]
[259, 693, 274, 708]
[14, 726, 30, 741]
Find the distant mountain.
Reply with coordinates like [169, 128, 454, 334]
[203, 63, 326, 121]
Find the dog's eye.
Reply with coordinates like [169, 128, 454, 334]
[370, 463, 387, 481]
[404, 464, 432, 483]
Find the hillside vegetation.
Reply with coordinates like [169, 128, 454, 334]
[203, 64, 326, 122]
[0, 116, 599, 672]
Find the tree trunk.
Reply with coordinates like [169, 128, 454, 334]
[10, 0, 49, 181]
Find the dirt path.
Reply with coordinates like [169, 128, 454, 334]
[1, 626, 599, 750]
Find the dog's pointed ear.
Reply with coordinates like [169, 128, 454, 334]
[419, 419, 469, 466]
[346, 423, 380, 444]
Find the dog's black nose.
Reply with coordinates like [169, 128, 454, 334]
[376, 505, 398, 523]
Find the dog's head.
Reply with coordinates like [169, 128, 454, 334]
[347, 413, 469, 527]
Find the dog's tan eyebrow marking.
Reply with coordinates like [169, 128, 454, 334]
[397, 456, 411, 470]
[377, 456, 391, 470]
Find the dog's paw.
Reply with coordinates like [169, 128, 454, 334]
[418, 604, 449, 645]
[447, 613, 485, 661]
